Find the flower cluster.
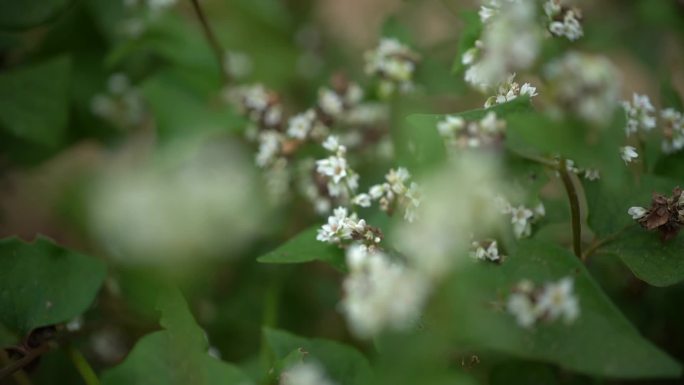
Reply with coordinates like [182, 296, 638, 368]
[555, 158, 601, 181]
[316, 207, 383, 248]
[495, 196, 545, 238]
[507, 277, 580, 328]
[544, 52, 621, 125]
[620, 146, 639, 164]
[465, 0, 542, 90]
[364, 38, 420, 97]
[661, 108, 684, 153]
[622, 93, 656, 136]
[316, 136, 360, 200]
[484, 74, 538, 108]
[340, 244, 429, 338]
[90, 73, 146, 130]
[120, 0, 178, 38]
[543, 0, 583, 41]
[354, 168, 421, 222]
[470, 239, 504, 263]
[437, 112, 506, 150]
[281, 362, 336, 385]
[628, 187, 684, 241]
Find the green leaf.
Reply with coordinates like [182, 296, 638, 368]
[451, 11, 482, 76]
[585, 174, 678, 239]
[0, 0, 71, 30]
[0, 56, 71, 147]
[598, 227, 684, 287]
[438, 240, 681, 379]
[0, 236, 106, 335]
[263, 328, 371, 385]
[490, 361, 559, 385]
[660, 76, 684, 111]
[102, 289, 254, 385]
[257, 226, 346, 272]
[141, 70, 245, 143]
[654, 151, 684, 180]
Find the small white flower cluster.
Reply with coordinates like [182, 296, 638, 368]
[620, 145, 639, 164]
[507, 277, 580, 328]
[437, 112, 506, 150]
[544, 52, 621, 125]
[316, 136, 360, 200]
[222, 51, 253, 80]
[280, 362, 336, 385]
[495, 196, 545, 238]
[544, 0, 583, 41]
[318, 83, 364, 120]
[119, 0, 178, 38]
[230, 84, 284, 132]
[484, 74, 538, 108]
[464, 0, 541, 90]
[661, 108, 684, 153]
[623, 93, 656, 136]
[316, 207, 382, 247]
[364, 38, 420, 97]
[90, 73, 146, 130]
[354, 168, 421, 222]
[470, 239, 504, 263]
[340, 244, 430, 338]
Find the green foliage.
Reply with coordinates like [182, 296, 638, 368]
[0, 56, 71, 147]
[264, 328, 372, 385]
[438, 240, 681, 379]
[101, 289, 254, 385]
[451, 11, 482, 76]
[0, 236, 106, 335]
[0, 0, 71, 30]
[257, 226, 346, 272]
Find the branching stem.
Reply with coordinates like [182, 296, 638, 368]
[189, 0, 229, 85]
[559, 158, 582, 259]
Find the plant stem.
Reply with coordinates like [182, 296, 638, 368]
[189, 0, 229, 85]
[559, 158, 582, 259]
[66, 345, 100, 385]
[0, 344, 50, 382]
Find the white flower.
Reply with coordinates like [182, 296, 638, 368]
[316, 207, 353, 243]
[485, 75, 538, 108]
[318, 88, 344, 118]
[507, 292, 537, 328]
[364, 38, 419, 96]
[620, 146, 639, 164]
[322, 135, 343, 153]
[584, 169, 600, 181]
[316, 155, 347, 184]
[660, 108, 684, 153]
[281, 362, 336, 385]
[623, 93, 656, 136]
[340, 248, 429, 338]
[352, 193, 372, 208]
[520, 82, 538, 97]
[545, 1, 583, 41]
[471, 240, 503, 262]
[628, 206, 647, 220]
[510, 205, 534, 238]
[256, 131, 281, 168]
[287, 109, 316, 139]
[535, 277, 580, 323]
[437, 115, 466, 138]
[369, 184, 387, 199]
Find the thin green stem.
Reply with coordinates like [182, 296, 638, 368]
[559, 158, 582, 260]
[67, 345, 100, 385]
[189, 0, 229, 85]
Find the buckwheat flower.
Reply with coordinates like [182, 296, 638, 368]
[223, 51, 252, 80]
[510, 205, 534, 238]
[280, 362, 336, 385]
[584, 168, 600, 181]
[387, 168, 411, 192]
[660, 108, 684, 153]
[484, 74, 538, 108]
[340, 248, 430, 338]
[318, 88, 344, 118]
[256, 131, 282, 168]
[471, 239, 503, 263]
[317, 207, 353, 243]
[364, 37, 420, 97]
[620, 146, 639, 164]
[352, 193, 372, 208]
[322, 135, 344, 153]
[536, 277, 580, 324]
[534, 202, 546, 218]
[544, 0, 583, 41]
[623, 93, 656, 136]
[287, 109, 316, 139]
[628, 206, 648, 220]
[316, 155, 348, 184]
[507, 291, 537, 328]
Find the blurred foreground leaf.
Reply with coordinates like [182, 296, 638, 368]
[0, 0, 71, 30]
[0, 236, 105, 335]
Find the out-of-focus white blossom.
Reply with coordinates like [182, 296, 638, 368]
[620, 146, 639, 164]
[256, 131, 283, 168]
[287, 109, 317, 140]
[660, 108, 684, 153]
[91, 73, 146, 129]
[470, 239, 504, 263]
[340, 246, 430, 338]
[507, 277, 580, 328]
[628, 206, 648, 220]
[362, 168, 421, 222]
[544, 52, 621, 125]
[437, 112, 506, 149]
[364, 38, 420, 97]
[223, 51, 252, 80]
[583, 168, 600, 181]
[281, 362, 337, 385]
[623, 93, 656, 136]
[544, 0, 583, 41]
[495, 196, 545, 238]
